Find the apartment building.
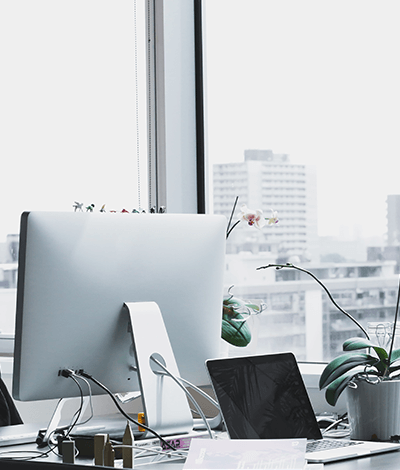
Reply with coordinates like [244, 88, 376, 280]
[213, 149, 319, 261]
[387, 195, 400, 246]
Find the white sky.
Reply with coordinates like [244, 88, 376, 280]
[204, 0, 400, 240]
[0, 0, 148, 243]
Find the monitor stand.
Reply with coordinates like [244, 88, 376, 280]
[37, 396, 91, 447]
[40, 301, 193, 445]
[124, 301, 194, 438]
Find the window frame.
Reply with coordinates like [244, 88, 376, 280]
[148, 0, 206, 214]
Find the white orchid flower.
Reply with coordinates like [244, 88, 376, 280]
[240, 204, 266, 229]
[267, 209, 279, 225]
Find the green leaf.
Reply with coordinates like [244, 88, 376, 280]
[221, 315, 251, 347]
[325, 367, 366, 406]
[319, 353, 378, 390]
[223, 296, 246, 309]
[389, 363, 400, 375]
[388, 351, 400, 373]
[343, 337, 388, 364]
[389, 348, 400, 364]
[244, 302, 261, 312]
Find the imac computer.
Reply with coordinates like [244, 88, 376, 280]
[13, 211, 226, 435]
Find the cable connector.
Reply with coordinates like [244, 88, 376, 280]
[79, 370, 91, 380]
[60, 369, 74, 378]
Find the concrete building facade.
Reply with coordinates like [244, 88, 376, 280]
[224, 254, 399, 362]
[387, 195, 400, 246]
[213, 149, 319, 261]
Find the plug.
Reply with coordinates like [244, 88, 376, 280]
[59, 369, 74, 378]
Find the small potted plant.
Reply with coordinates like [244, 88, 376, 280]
[222, 197, 277, 348]
[258, 263, 400, 441]
[222, 287, 265, 347]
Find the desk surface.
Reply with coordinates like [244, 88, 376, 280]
[0, 421, 399, 470]
[0, 444, 400, 469]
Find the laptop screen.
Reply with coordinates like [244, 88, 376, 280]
[206, 352, 322, 440]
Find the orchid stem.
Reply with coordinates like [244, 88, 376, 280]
[257, 263, 370, 340]
[226, 220, 240, 239]
[387, 274, 400, 373]
[226, 196, 239, 239]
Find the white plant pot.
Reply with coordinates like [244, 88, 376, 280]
[346, 378, 400, 441]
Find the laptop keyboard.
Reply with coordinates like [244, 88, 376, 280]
[307, 439, 362, 453]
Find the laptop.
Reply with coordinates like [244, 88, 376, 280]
[206, 352, 400, 463]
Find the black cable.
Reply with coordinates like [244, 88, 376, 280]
[64, 375, 85, 436]
[69, 373, 95, 428]
[39, 374, 86, 458]
[0, 374, 86, 462]
[77, 371, 176, 451]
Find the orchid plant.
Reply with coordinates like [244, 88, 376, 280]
[222, 197, 277, 347]
[226, 198, 278, 239]
[258, 263, 400, 407]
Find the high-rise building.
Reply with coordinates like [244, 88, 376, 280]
[387, 195, 400, 246]
[213, 149, 319, 261]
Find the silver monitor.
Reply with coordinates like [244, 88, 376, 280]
[13, 212, 226, 402]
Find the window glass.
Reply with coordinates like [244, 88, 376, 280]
[0, 0, 148, 334]
[204, 0, 400, 360]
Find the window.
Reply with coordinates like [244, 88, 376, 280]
[3, 1, 399, 365]
[203, 0, 400, 361]
[0, 0, 202, 338]
[0, 0, 150, 333]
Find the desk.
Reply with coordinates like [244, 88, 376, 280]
[0, 443, 400, 469]
[0, 440, 185, 468]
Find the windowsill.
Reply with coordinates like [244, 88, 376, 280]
[0, 356, 13, 375]
[0, 334, 15, 357]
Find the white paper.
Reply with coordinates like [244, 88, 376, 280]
[183, 438, 307, 470]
